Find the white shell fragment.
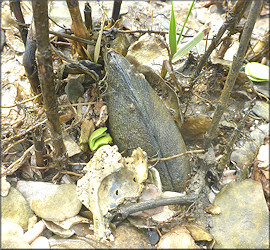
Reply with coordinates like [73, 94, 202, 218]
[76, 145, 148, 240]
[1, 176, 11, 197]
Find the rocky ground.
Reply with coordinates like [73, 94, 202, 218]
[1, 0, 269, 248]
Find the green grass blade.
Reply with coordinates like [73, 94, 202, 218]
[169, 1, 177, 57]
[173, 27, 210, 62]
[177, 0, 195, 45]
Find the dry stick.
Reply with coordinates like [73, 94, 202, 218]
[10, 114, 25, 127]
[2, 119, 47, 145]
[59, 102, 96, 108]
[66, 0, 90, 59]
[185, 0, 251, 114]
[49, 30, 95, 45]
[111, 0, 122, 26]
[0, 93, 42, 108]
[217, 100, 255, 173]
[2, 138, 51, 176]
[3, 136, 28, 154]
[49, 29, 205, 48]
[33, 126, 45, 167]
[217, 36, 233, 59]
[114, 195, 198, 221]
[163, 60, 184, 95]
[148, 149, 204, 163]
[59, 170, 83, 178]
[50, 43, 99, 80]
[10, 0, 28, 46]
[193, 0, 250, 81]
[84, 2, 92, 31]
[68, 162, 87, 166]
[204, 0, 264, 149]
[97, 28, 206, 38]
[48, 16, 69, 31]
[32, 0, 67, 170]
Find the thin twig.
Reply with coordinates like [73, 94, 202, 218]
[11, 112, 26, 127]
[95, 28, 212, 39]
[60, 170, 84, 177]
[68, 162, 87, 166]
[185, 0, 251, 113]
[49, 30, 95, 45]
[3, 119, 48, 145]
[0, 93, 42, 108]
[193, 92, 213, 106]
[50, 43, 99, 80]
[26, 165, 55, 170]
[148, 149, 204, 163]
[59, 102, 96, 108]
[48, 16, 69, 31]
[3, 136, 28, 154]
[63, 119, 82, 132]
[2, 144, 33, 175]
[2, 138, 51, 176]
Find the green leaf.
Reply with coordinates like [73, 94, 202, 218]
[89, 127, 113, 152]
[169, 1, 177, 57]
[89, 127, 107, 151]
[177, 0, 195, 45]
[172, 27, 209, 62]
[91, 133, 113, 152]
[245, 62, 270, 81]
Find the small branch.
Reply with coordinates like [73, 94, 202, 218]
[185, 0, 251, 111]
[0, 93, 42, 108]
[32, 0, 67, 169]
[164, 60, 181, 88]
[2, 139, 50, 176]
[114, 195, 198, 221]
[111, 0, 122, 26]
[68, 162, 87, 166]
[59, 102, 96, 108]
[9, 0, 28, 46]
[148, 149, 204, 163]
[95, 28, 208, 38]
[204, 0, 264, 149]
[217, 36, 233, 59]
[33, 127, 45, 167]
[66, 0, 90, 58]
[59, 170, 84, 177]
[50, 43, 99, 81]
[49, 30, 95, 46]
[49, 28, 209, 49]
[84, 2, 92, 31]
[48, 16, 70, 31]
[193, 0, 251, 81]
[2, 119, 47, 146]
[3, 136, 28, 154]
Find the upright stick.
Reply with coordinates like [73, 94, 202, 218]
[204, 0, 263, 149]
[32, 0, 67, 170]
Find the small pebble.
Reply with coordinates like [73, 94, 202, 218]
[147, 229, 160, 245]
